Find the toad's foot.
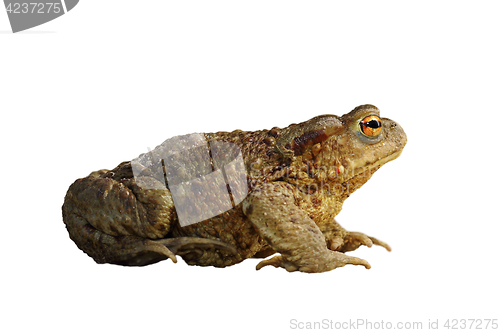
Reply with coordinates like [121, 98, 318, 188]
[256, 252, 370, 273]
[142, 238, 238, 264]
[103, 237, 237, 266]
[328, 231, 391, 253]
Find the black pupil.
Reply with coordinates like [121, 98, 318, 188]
[364, 119, 381, 129]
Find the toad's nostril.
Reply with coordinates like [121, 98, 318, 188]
[390, 122, 397, 129]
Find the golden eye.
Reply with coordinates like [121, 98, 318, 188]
[360, 115, 382, 137]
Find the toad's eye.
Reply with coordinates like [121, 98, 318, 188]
[360, 115, 382, 137]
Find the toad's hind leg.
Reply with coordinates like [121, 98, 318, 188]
[242, 182, 370, 273]
[63, 212, 236, 266]
[62, 174, 236, 266]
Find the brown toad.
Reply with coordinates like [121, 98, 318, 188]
[62, 104, 406, 273]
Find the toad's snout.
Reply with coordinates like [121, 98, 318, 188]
[382, 118, 407, 154]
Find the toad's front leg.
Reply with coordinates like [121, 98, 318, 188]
[321, 219, 391, 253]
[242, 182, 370, 273]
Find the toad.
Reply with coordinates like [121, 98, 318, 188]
[62, 104, 406, 273]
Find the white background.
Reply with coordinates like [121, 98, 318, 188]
[1, 1, 499, 332]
